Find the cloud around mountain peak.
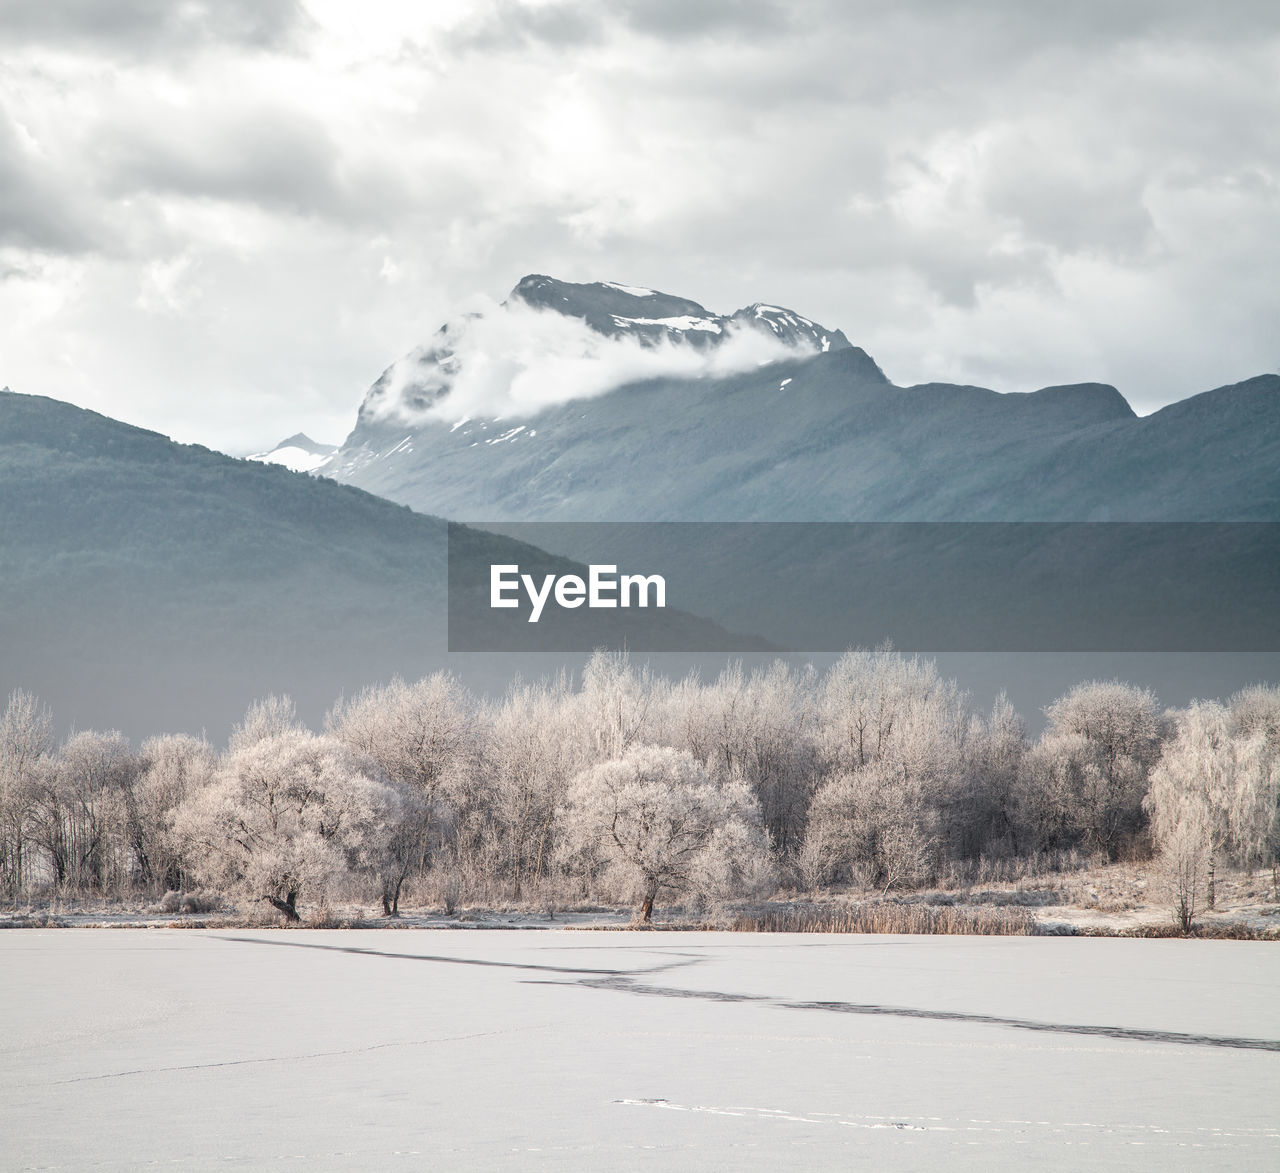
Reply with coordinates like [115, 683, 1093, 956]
[357, 275, 843, 426]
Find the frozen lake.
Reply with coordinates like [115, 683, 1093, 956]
[2, 930, 1277, 1170]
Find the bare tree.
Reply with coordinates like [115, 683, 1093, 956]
[30, 731, 138, 892]
[808, 648, 975, 882]
[0, 690, 53, 896]
[369, 787, 430, 916]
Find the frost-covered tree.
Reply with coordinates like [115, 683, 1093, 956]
[175, 730, 400, 921]
[802, 761, 937, 893]
[8, 660, 1271, 913]
[480, 674, 586, 898]
[1155, 800, 1211, 933]
[30, 731, 139, 891]
[813, 647, 976, 868]
[326, 674, 479, 903]
[1230, 684, 1280, 753]
[1036, 681, 1162, 858]
[818, 647, 968, 776]
[1230, 684, 1280, 885]
[127, 735, 217, 894]
[578, 650, 663, 761]
[958, 693, 1028, 858]
[559, 744, 772, 921]
[1017, 733, 1087, 852]
[228, 693, 303, 752]
[368, 787, 431, 916]
[668, 662, 820, 854]
[0, 690, 53, 895]
[1145, 701, 1274, 907]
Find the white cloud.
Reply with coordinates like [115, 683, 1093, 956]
[0, 0, 1277, 449]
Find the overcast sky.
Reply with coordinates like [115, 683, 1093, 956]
[1, 0, 1277, 453]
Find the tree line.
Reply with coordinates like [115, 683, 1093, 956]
[1, 649, 1276, 922]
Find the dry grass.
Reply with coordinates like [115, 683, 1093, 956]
[0, 910, 67, 928]
[156, 889, 221, 915]
[935, 849, 1097, 889]
[6, 858, 1278, 936]
[1073, 921, 1280, 940]
[730, 902, 1037, 936]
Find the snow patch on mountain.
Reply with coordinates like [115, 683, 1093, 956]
[613, 314, 724, 333]
[248, 433, 337, 473]
[603, 281, 657, 297]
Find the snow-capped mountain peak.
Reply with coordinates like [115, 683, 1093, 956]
[509, 274, 849, 353]
[248, 432, 338, 473]
[297, 273, 1280, 526]
[345, 274, 852, 442]
[732, 304, 849, 353]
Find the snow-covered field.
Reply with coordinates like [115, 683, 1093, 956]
[2, 931, 1277, 1170]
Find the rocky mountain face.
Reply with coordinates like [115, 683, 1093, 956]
[316, 276, 1280, 522]
[510, 274, 851, 352]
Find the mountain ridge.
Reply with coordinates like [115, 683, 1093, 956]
[509, 274, 853, 353]
[311, 276, 1279, 522]
[0, 388, 759, 736]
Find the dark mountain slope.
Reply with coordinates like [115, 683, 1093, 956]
[329, 359, 1280, 522]
[0, 391, 752, 736]
[0, 390, 449, 735]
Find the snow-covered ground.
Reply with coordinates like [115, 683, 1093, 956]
[2, 931, 1277, 1170]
